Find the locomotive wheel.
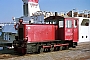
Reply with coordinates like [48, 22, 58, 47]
[39, 48, 44, 53]
[44, 48, 47, 52]
[66, 46, 69, 50]
[14, 47, 17, 51]
[62, 46, 66, 50]
[35, 45, 39, 53]
[73, 42, 76, 48]
[48, 48, 50, 52]
[59, 46, 63, 51]
[50, 47, 54, 52]
[57, 47, 60, 51]
[62, 46, 69, 50]
[73, 45, 76, 48]
[21, 48, 26, 55]
[44, 48, 50, 52]
[54, 47, 59, 51]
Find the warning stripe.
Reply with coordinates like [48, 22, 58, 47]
[28, 0, 38, 3]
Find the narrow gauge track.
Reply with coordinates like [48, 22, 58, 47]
[0, 42, 90, 60]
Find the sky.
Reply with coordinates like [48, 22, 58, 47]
[0, 0, 90, 22]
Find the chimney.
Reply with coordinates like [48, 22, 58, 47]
[55, 12, 58, 19]
[55, 12, 58, 16]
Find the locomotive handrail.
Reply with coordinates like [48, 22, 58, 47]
[14, 23, 19, 30]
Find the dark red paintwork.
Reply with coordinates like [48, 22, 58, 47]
[58, 18, 78, 42]
[24, 24, 57, 43]
[45, 16, 78, 42]
[20, 17, 78, 43]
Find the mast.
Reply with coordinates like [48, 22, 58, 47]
[22, 0, 40, 16]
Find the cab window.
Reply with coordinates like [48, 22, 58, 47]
[74, 20, 77, 28]
[66, 20, 72, 28]
[59, 19, 64, 28]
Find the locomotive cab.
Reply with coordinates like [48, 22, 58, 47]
[45, 16, 78, 47]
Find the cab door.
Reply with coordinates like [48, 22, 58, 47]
[73, 19, 78, 42]
[65, 19, 73, 40]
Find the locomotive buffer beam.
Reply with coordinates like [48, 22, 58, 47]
[54, 43, 69, 47]
[42, 45, 52, 48]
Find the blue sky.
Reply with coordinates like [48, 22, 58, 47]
[0, 0, 90, 22]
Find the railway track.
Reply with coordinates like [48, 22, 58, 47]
[0, 42, 90, 60]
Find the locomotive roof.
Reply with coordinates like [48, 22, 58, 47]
[44, 16, 78, 21]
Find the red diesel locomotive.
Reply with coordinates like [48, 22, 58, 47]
[13, 16, 78, 54]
